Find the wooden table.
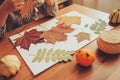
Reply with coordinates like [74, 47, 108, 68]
[0, 4, 120, 80]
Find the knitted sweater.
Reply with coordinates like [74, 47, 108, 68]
[0, 0, 58, 40]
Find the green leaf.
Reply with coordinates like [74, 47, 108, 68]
[94, 31, 100, 34]
[32, 49, 42, 63]
[89, 25, 96, 30]
[38, 56, 44, 62]
[47, 48, 53, 55]
[32, 48, 75, 63]
[51, 49, 60, 62]
[87, 19, 107, 34]
[51, 56, 57, 62]
[84, 24, 89, 28]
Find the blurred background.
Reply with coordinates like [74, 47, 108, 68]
[57, 0, 120, 13]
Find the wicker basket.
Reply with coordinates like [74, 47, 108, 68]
[97, 30, 120, 54]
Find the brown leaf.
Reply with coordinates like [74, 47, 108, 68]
[51, 30, 67, 41]
[40, 30, 67, 44]
[15, 36, 24, 46]
[15, 29, 44, 50]
[57, 16, 81, 26]
[75, 32, 90, 42]
[20, 0, 35, 18]
[51, 23, 74, 33]
[40, 24, 74, 44]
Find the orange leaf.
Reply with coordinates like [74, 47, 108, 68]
[51, 23, 74, 33]
[40, 30, 67, 44]
[57, 16, 81, 26]
[40, 24, 74, 44]
[20, 0, 35, 18]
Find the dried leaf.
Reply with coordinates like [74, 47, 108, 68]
[40, 24, 74, 44]
[51, 23, 74, 33]
[75, 32, 90, 42]
[84, 24, 89, 28]
[57, 16, 81, 26]
[89, 19, 107, 34]
[20, 0, 36, 18]
[51, 49, 60, 62]
[32, 49, 42, 62]
[15, 29, 44, 50]
[32, 48, 75, 63]
[45, 48, 53, 63]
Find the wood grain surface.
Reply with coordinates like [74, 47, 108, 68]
[0, 4, 120, 80]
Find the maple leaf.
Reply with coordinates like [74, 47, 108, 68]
[57, 16, 81, 26]
[51, 23, 74, 33]
[74, 32, 90, 43]
[20, 0, 36, 18]
[15, 29, 44, 50]
[40, 30, 67, 44]
[40, 24, 74, 44]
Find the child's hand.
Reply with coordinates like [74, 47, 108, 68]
[2, 0, 24, 13]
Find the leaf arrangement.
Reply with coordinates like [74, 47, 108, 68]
[15, 29, 45, 50]
[84, 19, 107, 34]
[20, 0, 36, 18]
[32, 48, 75, 63]
[74, 32, 90, 43]
[15, 23, 74, 50]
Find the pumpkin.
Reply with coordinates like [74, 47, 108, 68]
[75, 48, 95, 67]
[109, 9, 120, 24]
[0, 55, 21, 77]
[97, 30, 120, 54]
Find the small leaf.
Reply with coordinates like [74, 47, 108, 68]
[41, 48, 47, 56]
[87, 19, 107, 34]
[38, 56, 44, 63]
[51, 49, 60, 62]
[75, 32, 90, 43]
[94, 31, 100, 34]
[51, 56, 57, 62]
[67, 51, 75, 54]
[95, 22, 100, 25]
[84, 24, 89, 28]
[32, 56, 38, 63]
[67, 55, 73, 60]
[45, 57, 50, 63]
[89, 25, 96, 30]
[47, 48, 53, 55]
[63, 56, 69, 62]
[32, 49, 42, 63]
[61, 50, 66, 55]
[45, 48, 53, 63]
[32, 48, 75, 63]
[96, 27, 105, 32]
[57, 56, 62, 62]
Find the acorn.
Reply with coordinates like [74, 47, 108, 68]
[109, 9, 120, 24]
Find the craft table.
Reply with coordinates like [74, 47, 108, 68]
[0, 4, 120, 80]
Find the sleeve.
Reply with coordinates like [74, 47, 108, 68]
[0, 25, 6, 40]
[0, 0, 4, 5]
[36, 0, 58, 17]
[0, 1, 6, 40]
